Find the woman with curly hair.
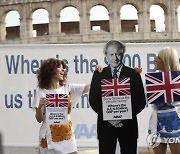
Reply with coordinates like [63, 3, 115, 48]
[33, 58, 102, 154]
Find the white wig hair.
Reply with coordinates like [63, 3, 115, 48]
[103, 40, 126, 55]
[158, 47, 180, 71]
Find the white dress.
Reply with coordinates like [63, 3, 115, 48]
[33, 83, 85, 154]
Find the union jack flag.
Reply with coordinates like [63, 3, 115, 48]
[101, 78, 131, 97]
[46, 94, 68, 107]
[145, 71, 180, 104]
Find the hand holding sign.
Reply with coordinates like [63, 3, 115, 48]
[39, 98, 49, 108]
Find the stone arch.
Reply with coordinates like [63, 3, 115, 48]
[60, 6, 80, 22]
[29, 2, 51, 15]
[150, 4, 165, 32]
[32, 8, 49, 37]
[119, 0, 139, 11]
[120, 4, 139, 32]
[60, 6, 80, 34]
[90, 4, 110, 32]
[56, 2, 81, 17]
[2, 8, 21, 40]
[5, 10, 20, 39]
[26, 3, 51, 38]
[156, 3, 168, 13]
[1, 5, 23, 41]
[87, 1, 110, 14]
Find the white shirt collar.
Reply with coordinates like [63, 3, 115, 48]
[110, 64, 123, 77]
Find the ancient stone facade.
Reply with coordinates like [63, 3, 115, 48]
[0, 0, 180, 44]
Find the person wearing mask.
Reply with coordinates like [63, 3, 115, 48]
[89, 40, 146, 154]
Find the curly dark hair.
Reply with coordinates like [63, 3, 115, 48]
[37, 58, 67, 89]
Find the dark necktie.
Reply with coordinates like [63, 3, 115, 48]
[113, 68, 118, 78]
[109, 67, 123, 127]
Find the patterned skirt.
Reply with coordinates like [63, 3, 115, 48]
[157, 108, 180, 142]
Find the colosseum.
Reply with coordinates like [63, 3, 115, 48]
[0, 0, 180, 44]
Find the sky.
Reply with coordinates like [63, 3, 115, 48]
[5, 5, 180, 32]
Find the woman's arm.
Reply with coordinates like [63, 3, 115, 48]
[82, 84, 90, 94]
[134, 67, 142, 73]
[35, 98, 49, 123]
[35, 106, 43, 123]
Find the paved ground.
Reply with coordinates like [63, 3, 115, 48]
[1, 146, 171, 154]
[2, 147, 98, 154]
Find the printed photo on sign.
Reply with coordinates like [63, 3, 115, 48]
[101, 77, 132, 121]
[145, 71, 180, 104]
[46, 94, 68, 125]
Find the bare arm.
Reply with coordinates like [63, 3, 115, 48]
[35, 98, 49, 123]
[82, 84, 90, 94]
[35, 106, 43, 123]
[95, 65, 103, 72]
[134, 67, 142, 74]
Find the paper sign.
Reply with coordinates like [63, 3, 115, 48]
[46, 94, 68, 125]
[101, 78, 132, 120]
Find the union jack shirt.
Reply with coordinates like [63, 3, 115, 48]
[46, 94, 68, 107]
[101, 78, 131, 97]
[145, 71, 180, 104]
